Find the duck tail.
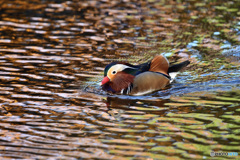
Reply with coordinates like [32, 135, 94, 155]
[168, 60, 190, 81]
[168, 60, 190, 73]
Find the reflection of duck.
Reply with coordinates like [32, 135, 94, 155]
[101, 55, 190, 96]
[104, 96, 169, 118]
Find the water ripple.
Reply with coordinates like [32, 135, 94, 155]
[0, 0, 239, 159]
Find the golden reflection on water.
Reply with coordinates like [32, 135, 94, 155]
[0, 0, 240, 159]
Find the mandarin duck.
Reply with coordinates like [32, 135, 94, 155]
[101, 55, 190, 96]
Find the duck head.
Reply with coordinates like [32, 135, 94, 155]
[101, 62, 137, 94]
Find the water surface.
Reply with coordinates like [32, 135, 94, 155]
[0, 0, 240, 159]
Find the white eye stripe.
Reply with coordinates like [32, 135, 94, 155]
[107, 64, 136, 79]
[110, 64, 136, 72]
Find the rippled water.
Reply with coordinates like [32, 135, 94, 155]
[0, 0, 240, 159]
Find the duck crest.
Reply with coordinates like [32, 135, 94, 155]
[104, 62, 137, 76]
[104, 62, 117, 76]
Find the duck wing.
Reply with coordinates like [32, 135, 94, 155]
[149, 55, 169, 75]
[130, 71, 170, 96]
[133, 61, 151, 76]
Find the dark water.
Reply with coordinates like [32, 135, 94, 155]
[0, 0, 240, 159]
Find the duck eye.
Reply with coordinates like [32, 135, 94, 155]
[112, 70, 116, 74]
